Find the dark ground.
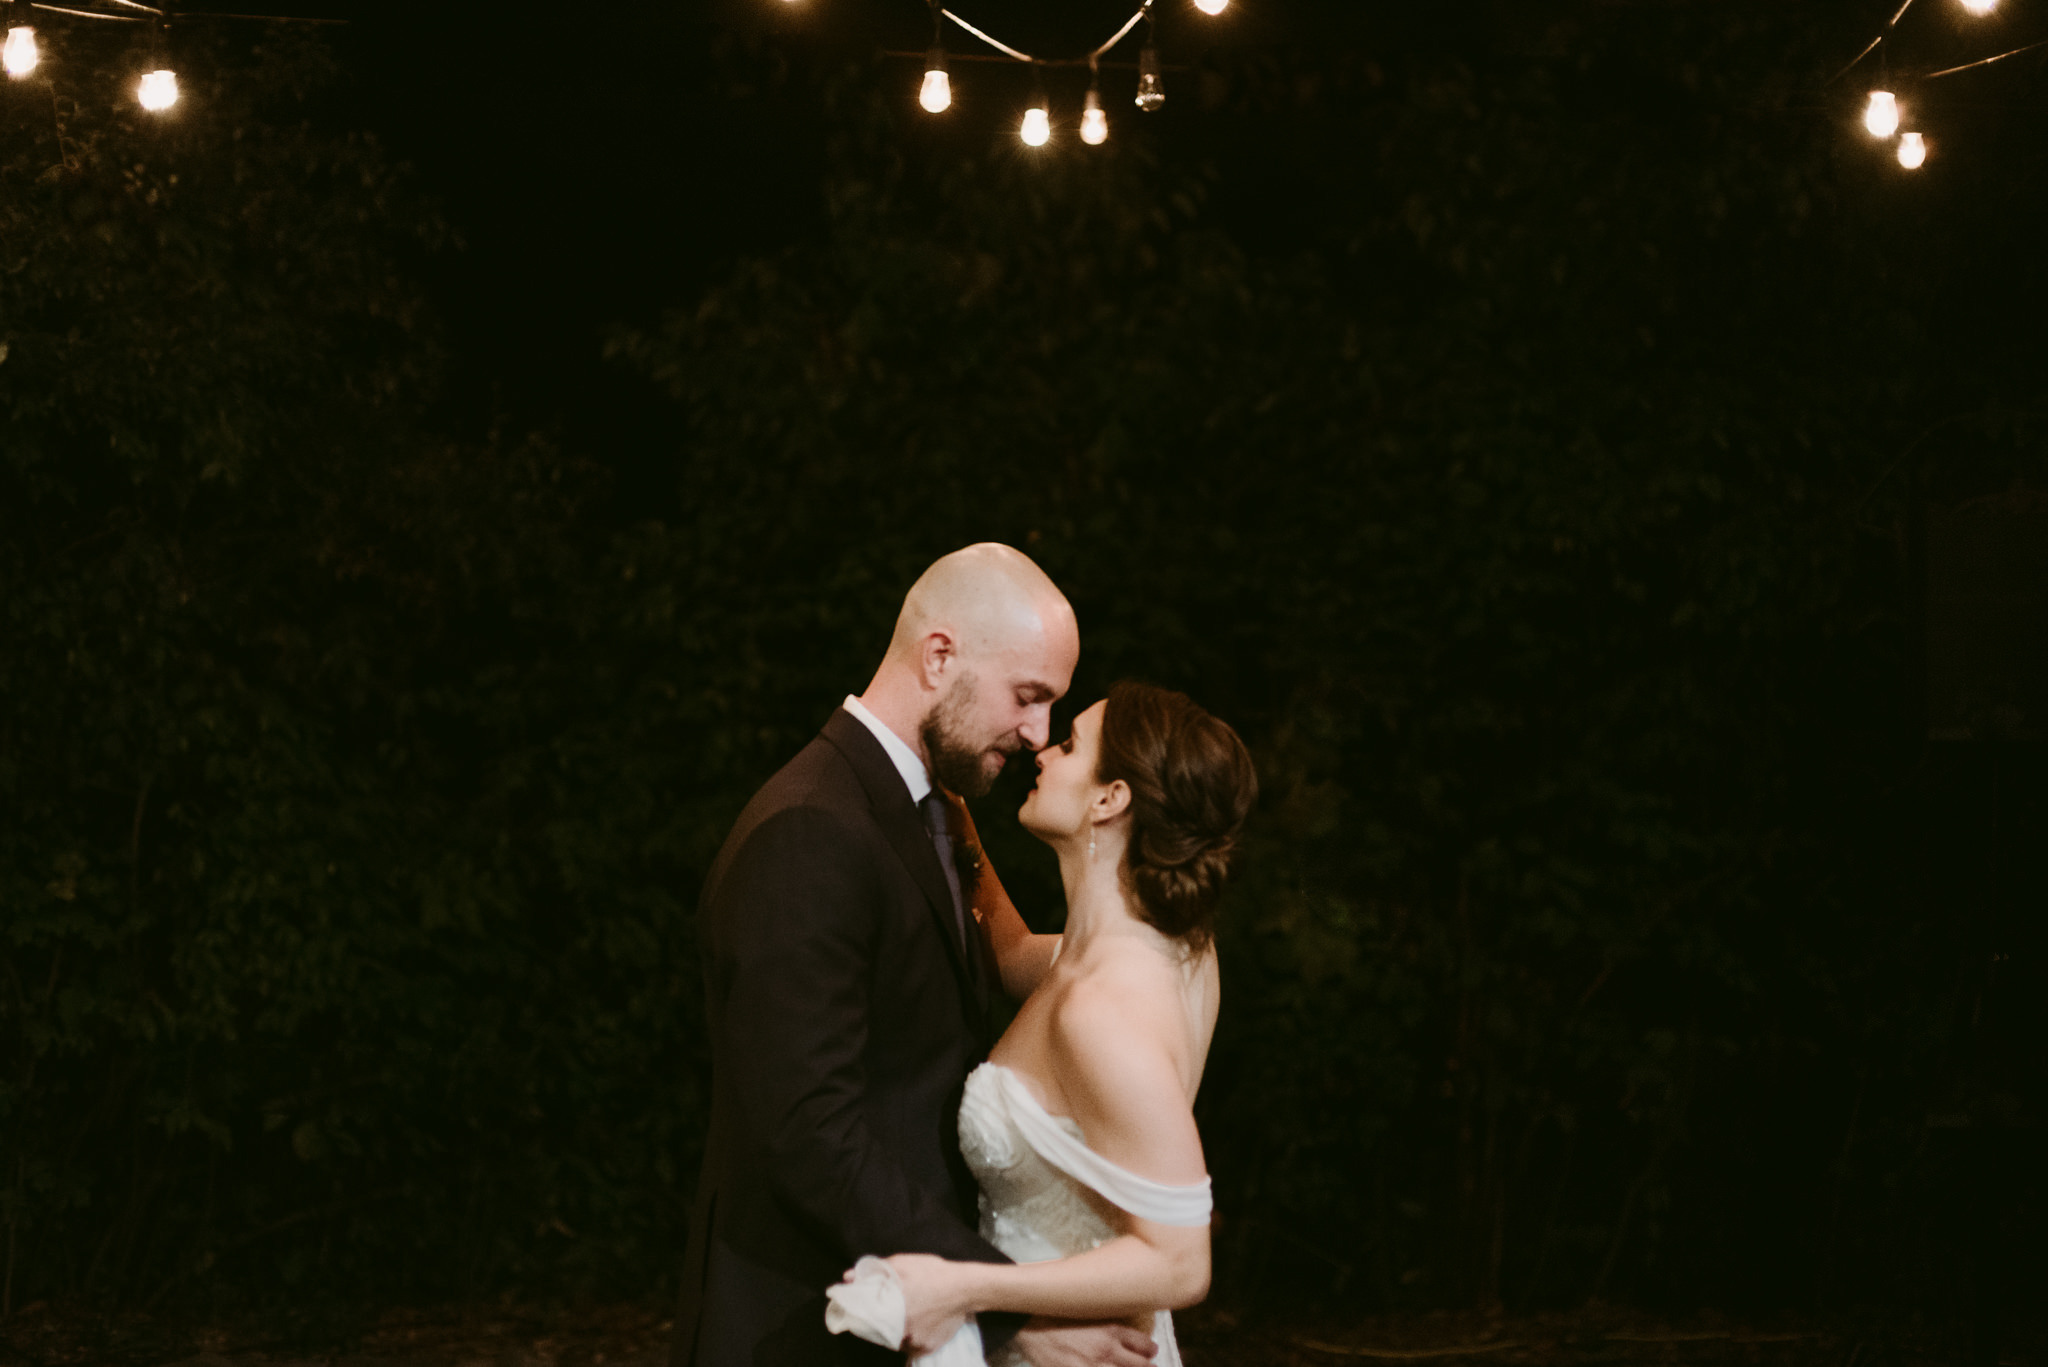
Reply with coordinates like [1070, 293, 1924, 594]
[2, 1302, 2040, 1367]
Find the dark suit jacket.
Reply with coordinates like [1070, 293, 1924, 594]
[672, 707, 1022, 1367]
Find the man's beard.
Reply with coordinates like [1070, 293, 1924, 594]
[920, 674, 1014, 799]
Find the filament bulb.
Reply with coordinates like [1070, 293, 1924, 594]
[1021, 103, 1051, 146]
[920, 48, 951, 113]
[1081, 88, 1108, 145]
[1194, 0, 1229, 12]
[3, 23, 36, 77]
[1959, 0, 1997, 12]
[1135, 44, 1165, 111]
[139, 68, 179, 111]
[1897, 131, 1927, 168]
[1863, 90, 1899, 137]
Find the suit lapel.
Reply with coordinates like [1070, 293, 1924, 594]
[820, 709, 986, 1019]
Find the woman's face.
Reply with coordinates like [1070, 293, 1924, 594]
[1019, 699, 1108, 843]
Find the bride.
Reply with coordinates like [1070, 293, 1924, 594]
[850, 679, 1256, 1366]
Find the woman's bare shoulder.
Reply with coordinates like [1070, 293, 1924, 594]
[1046, 942, 1191, 1068]
[1043, 941, 1208, 1179]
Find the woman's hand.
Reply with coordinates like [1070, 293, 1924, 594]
[886, 1252, 980, 1354]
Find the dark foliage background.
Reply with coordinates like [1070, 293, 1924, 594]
[2, 0, 2042, 1338]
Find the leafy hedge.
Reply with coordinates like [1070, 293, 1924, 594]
[3, 11, 2041, 1318]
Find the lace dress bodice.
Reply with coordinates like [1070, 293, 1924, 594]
[956, 1062, 1211, 1367]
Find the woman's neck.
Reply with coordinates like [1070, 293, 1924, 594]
[1056, 830, 1149, 954]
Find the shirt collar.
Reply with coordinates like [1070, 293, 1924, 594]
[841, 695, 932, 805]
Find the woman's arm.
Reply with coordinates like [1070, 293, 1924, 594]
[886, 972, 1211, 1349]
[951, 795, 1061, 999]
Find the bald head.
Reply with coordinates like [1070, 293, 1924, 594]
[886, 543, 1076, 670]
[858, 544, 1080, 795]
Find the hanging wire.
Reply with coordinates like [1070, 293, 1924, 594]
[29, 4, 147, 19]
[1924, 35, 2048, 78]
[1087, 0, 1152, 61]
[27, 0, 340, 20]
[939, 8, 1035, 62]
[1829, 0, 1919, 84]
[940, 0, 1152, 67]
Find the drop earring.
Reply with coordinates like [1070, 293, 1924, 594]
[1088, 832, 1097, 860]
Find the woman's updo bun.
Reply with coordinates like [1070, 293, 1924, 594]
[1095, 681, 1258, 950]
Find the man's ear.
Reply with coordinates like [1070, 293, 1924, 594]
[919, 630, 957, 690]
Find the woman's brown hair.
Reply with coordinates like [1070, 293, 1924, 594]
[1094, 681, 1258, 950]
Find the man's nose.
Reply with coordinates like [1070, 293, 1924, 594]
[1020, 710, 1049, 751]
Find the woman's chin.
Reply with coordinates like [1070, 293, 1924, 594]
[1016, 802, 1052, 841]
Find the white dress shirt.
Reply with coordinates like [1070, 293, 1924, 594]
[842, 695, 932, 804]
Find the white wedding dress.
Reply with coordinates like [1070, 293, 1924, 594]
[956, 1061, 1212, 1367]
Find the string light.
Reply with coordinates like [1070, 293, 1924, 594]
[1135, 39, 1165, 111]
[1081, 86, 1108, 144]
[3, 22, 36, 79]
[848, 0, 1226, 142]
[139, 68, 177, 109]
[0, 2, 340, 107]
[1833, 1, 2048, 169]
[893, 3, 1177, 135]
[920, 46, 951, 112]
[4, 0, 38, 79]
[136, 8, 178, 111]
[1021, 102, 1050, 146]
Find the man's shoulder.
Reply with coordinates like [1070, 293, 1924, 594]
[699, 727, 888, 914]
[726, 730, 865, 842]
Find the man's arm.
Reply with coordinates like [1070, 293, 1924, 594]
[714, 804, 1004, 1264]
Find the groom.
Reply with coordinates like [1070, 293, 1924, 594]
[672, 545, 1157, 1367]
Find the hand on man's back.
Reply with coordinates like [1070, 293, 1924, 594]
[1012, 1319, 1158, 1367]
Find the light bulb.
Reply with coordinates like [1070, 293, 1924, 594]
[920, 64, 951, 114]
[1081, 89, 1108, 145]
[1959, 0, 1997, 13]
[1021, 104, 1051, 147]
[139, 68, 178, 111]
[1135, 44, 1165, 111]
[1194, 0, 1228, 12]
[3, 24, 36, 78]
[1863, 90, 1899, 137]
[1897, 131, 1927, 168]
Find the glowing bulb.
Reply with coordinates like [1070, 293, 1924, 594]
[1135, 44, 1165, 111]
[920, 56, 951, 114]
[138, 68, 178, 111]
[1021, 104, 1050, 146]
[4, 25, 36, 77]
[1863, 90, 1898, 137]
[1081, 89, 1108, 145]
[1194, 0, 1228, 12]
[1897, 131, 1927, 168]
[1960, 0, 1997, 13]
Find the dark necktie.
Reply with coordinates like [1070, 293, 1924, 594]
[918, 791, 969, 954]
